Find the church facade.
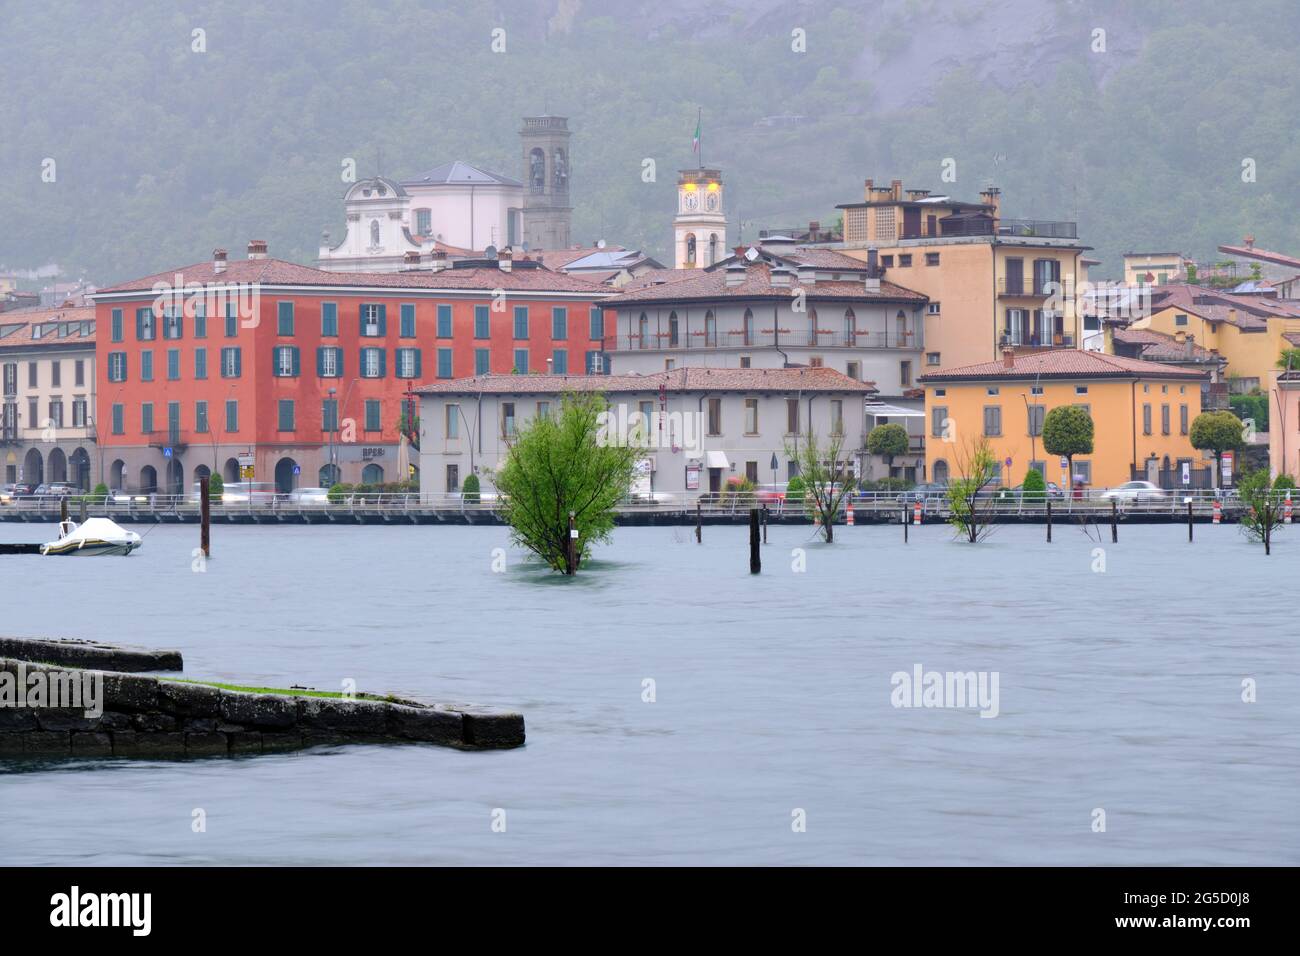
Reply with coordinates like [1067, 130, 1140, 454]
[317, 116, 575, 273]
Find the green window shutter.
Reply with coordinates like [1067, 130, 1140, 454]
[413, 349, 422, 378]
[278, 301, 294, 335]
[234, 348, 242, 378]
[135, 308, 147, 339]
[111, 309, 123, 342]
[316, 347, 325, 376]
[360, 304, 371, 336]
[292, 346, 301, 377]
[378, 304, 387, 336]
[437, 304, 452, 337]
[378, 348, 387, 377]
[400, 303, 416, 337]
[437, 348, 452, 378]
[334, 347, 343, 379]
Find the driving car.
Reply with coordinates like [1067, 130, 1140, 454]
[288, 486, 331, 506]
[220, 481, 279, 504]
[997, 481, 1066, 502]
[1101, 480, 1167, 502]
[897, 482, 949, 505]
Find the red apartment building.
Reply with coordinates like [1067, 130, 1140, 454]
[92, 242, 610, 493]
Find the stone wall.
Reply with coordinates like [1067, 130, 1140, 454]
[0, 657, 524, 757]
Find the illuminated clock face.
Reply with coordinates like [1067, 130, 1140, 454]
[705, 191, 719, 211]
[683, 191, 698, 211]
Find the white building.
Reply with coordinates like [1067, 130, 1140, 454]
[416, 366, 874, 497]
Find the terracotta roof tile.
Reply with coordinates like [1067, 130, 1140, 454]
[414, 365, 877, 395]
[603, 261, 924, 305]
[0, 305, 96, 349]
[1112, 328, 1218, 362]
[918, 348, 1208, 382]
[95, 258, 611, 296]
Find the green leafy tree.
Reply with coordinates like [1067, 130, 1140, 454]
[1276, 348, 1300, 371]
[1239, 468, 1285, 555]
[1189, 410, 1245, 480]
[208, 473, 223, 499]
[495, 391, 637, 574]
[947, 437, 999, 542]
[785, 428, 855, 543]
[1042, 406, 1095, 487]
[1273, 473, 1296, 492]
[461, 472, 480, 503]
[866, 423, 909, 461]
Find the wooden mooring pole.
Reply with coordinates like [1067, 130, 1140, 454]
[1046, 500, 1052, 542]
[902, 506, 908, 543]
[761, 504, 768, 544]
[60, 498, 68, 523]
[1188, 500, 1194, 542]
[749, 508, 761, 574]
[566, 510, 577, 575]
[1111, 500, 1118, 543]
[79, 496, 87, 522]
[695, 501, 702, 544]
[199, 475, 211, 557]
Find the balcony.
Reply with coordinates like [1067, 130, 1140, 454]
[998, 219, 1077, 240]
[1000, 331, 1075, 349]
[897, 217, 1077, 241]
[997, 277, 1058, 297]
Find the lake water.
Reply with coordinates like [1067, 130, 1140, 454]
[1, 519, 1297, 865]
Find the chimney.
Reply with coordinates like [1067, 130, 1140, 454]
[247, 239, 268, 259]
[905, 189, 931, 201]
[1185, 333, 1195, 360]
[1244, 235, 1255, 250]
[213, 248, 227, 275]
[1174, 329, 1186, 344]
[725, 261, 747, 287]
[979, 187, 1002, 220]
[498, 247, 513, 272]
[1228, 308, 1238, 326]
[1002, 347, 1015, 369]
[796, 264, 816, 287]
[429, 249, 448, 272]
[402, 250, 422, 270]
[867, 248, 879, 277]
[863, 178, 873, 201]
[770, 265, 792, 288]
[733, 245, 748, 258]
[890, 179, 903, 201]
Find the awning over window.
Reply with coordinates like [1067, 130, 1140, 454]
[705, 449, 730, 470]
[866, 403, 924, 419]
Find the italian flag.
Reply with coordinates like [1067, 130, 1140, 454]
[692, 113, 701, 153]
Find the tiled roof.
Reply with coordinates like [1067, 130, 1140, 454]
[1283, 332, 1300, 347]
[1112, 328, 1218, 362]
[400, 161, 521, 188]
[95, 258, 610, 295]
[602, 262, 925, 305]
[534, 247, 624, 270]
[0, 305, 96, 349]
[1150, 283, 1300, 320]
[919, 348, 1208, 383]
[414, 365, 877, 395]
[762, 247, 874, 271]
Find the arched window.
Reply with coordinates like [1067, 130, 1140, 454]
[743, 308, 754, 346]
[708, 234, 718, 266]
[844, 308, 857, 346]
[704, 310, 717, 346]
[362, 463, 384, 484]
[553, 149, 568, 190]
[685, 233, 697, 266]
[669, 311, 679, 346]
[638, 313, 650, 349]
[809, 308, 819, 345]
[529, 148, 545, 192]
[933, 460, 949, 485]
[896, 309, 908, 345]
[319, 463, 341, 488]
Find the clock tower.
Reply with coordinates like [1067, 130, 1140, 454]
[674, 168, 726, 269]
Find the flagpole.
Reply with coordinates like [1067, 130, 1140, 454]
[697, 108, 703, 169]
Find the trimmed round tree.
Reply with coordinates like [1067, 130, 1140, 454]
[1021, 467, 1046, 502]
[461, 472, 481, 503]
[1042, 405, 1094, 487]
[1189, 410, 1245, 482]
[867, 423, 910, 462]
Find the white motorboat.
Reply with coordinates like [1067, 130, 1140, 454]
[40, 517, 142, 556]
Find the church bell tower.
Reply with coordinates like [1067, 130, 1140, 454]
[520, 116, 573, 251]
[674, 168, 726, 269]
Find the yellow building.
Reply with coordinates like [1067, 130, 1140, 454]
[1122, 252, 1193, 287]
[1127, 284, 1300, 393]
[832, 179, 1088, 370]
[919, 349, 1209, 490]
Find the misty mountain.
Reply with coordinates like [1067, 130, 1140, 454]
[2, 0, 1298, 286]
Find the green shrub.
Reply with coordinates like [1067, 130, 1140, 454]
[1021, 468, 1046, 501]
[328, 482, 354, 503]
[723, 475, 756, 503]
[462, 473, 481, 503]
[1273, 473, 1296, 492]
[92, 482, 109, 500]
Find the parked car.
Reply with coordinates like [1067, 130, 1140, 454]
[897, 482, 949, 505]
[288, 486, 330, 506]
[107, 489, 147, 504]
[1101, 480, 1167, 503]
[997, 482, 1066, 502]
[5, 482, 35, 500]
[33, 482, 76, 499]
[220, 481, 278, 504]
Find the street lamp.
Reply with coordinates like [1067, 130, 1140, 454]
[327, 386, 338, 486]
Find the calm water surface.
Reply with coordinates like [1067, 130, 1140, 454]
[1, 519, 1297, 865]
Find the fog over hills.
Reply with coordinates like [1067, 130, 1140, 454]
[2, 0, 1296, 284]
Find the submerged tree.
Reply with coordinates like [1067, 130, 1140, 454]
[786, 428, 856, 543]
[947, 437, 999, 543]
[495, 391, 638, 574]
[1043, 405, 1094, 488]
[1238, 468, 1285, 556]
[1190, 410, 1245, 482]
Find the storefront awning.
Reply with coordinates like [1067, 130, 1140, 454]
[866, 403, 924, 419]
[705, 450, 730, 470]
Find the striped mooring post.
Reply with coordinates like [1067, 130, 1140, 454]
[1212, 499, 1222, 525]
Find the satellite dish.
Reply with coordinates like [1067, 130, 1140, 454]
[744, 247, 760, 261]
[485, 245, 498, 260]
[596, 239, 607, 249]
